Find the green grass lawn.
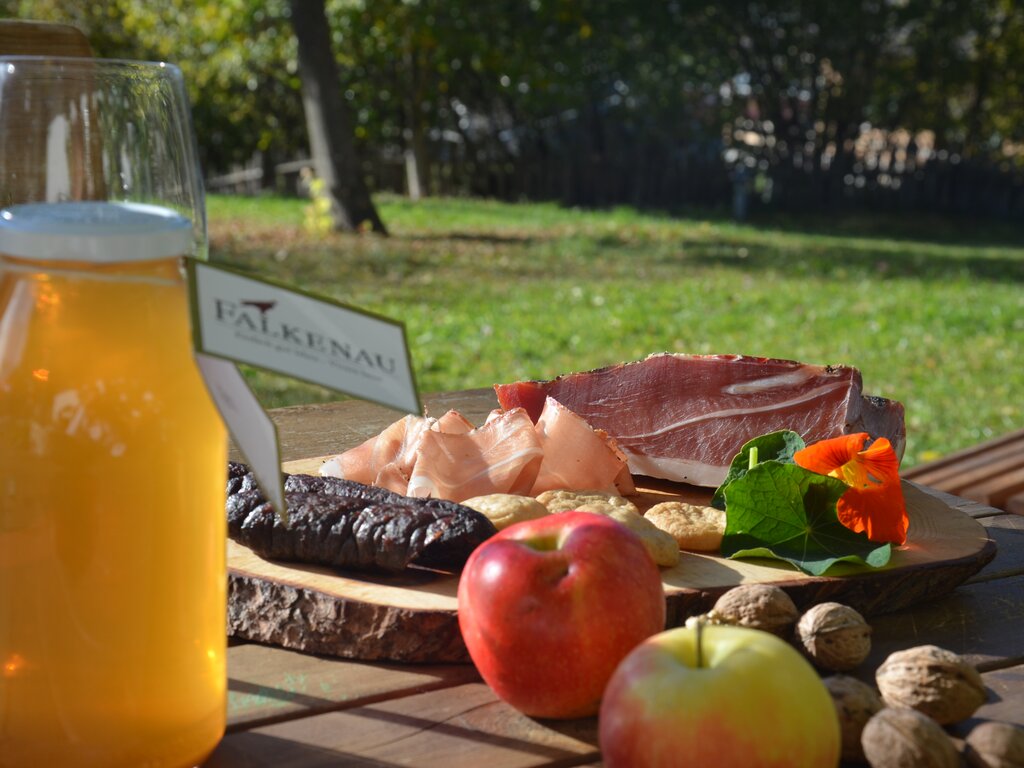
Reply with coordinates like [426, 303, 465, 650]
[206, 193, 1024, 468]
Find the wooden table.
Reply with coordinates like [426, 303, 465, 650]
[205, 391, 1024, 767]
[904, 427, 1024, 515]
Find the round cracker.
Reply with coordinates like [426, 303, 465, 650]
[644, 501, 725, 552]
[461, 494, 550, 530]
[536, 490, 678, 567]
[535, 489, 639, 516]
[602, 507, 680, 567]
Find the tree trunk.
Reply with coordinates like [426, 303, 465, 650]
[402, 43, 432, 200]
[289, 0, 386, 234]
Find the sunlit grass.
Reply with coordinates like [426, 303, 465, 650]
[206, 193, 1024, 467]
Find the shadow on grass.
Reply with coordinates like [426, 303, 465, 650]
[679, 241, 1024, 284]
[211, 196, 1024, 287]
[576, 200, 1024, 250]
[394, 210, 1024, 285]
[397, 231, 538, 246]
[739, 211, 1024, 250]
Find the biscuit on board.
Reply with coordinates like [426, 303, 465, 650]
[601, 507, 680, 567]
[461, 493, 550, 530]
[536, 489, 679, 567]
[535, 489, 640, 516]
[644, 500, 725, 552]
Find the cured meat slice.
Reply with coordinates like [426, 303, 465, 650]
[319, 409, 545, 501]
[318, 414, 421, 489]
[495, 353, 906, 488]
[406, 408, 544, 501]
[319, 410, 479, 492]
[434, 409, 475, 434]
[227, 465, 497, 572]
[317, 401, 638, 502]
[530, 396, 635, 495]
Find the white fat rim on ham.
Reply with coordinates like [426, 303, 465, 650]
[611, 380, 851, 440]
[721, 368, 821, 395]
[624, 450, 730, 487]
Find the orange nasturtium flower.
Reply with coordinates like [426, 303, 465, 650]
[794, 433, 908, 545]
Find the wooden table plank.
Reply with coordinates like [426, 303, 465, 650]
[212, 660, 1024, 768]
[972, 664, 1024, 727]
[1009, 493, 1024, 516]
[971, 513, 1024, 580]
[903, 428, 1024, 512]
[963, 466, 1024, 510]
[862, 572, 1024, 674]
[931, 449, 1024, 496]
[903, 433, 1024, 487]
[208, 683, 599, 768]
[227, 643, 479, 731]
[213, 660, 1024, 768]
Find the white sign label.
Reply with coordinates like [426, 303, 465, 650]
[187, 260, 421, 414]
[196, 352, 287, 521]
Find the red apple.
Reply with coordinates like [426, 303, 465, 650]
[599, 623, 841, 767]
[457, 511, 666, 719]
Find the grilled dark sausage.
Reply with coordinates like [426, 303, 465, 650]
[226, 463, 497, 573]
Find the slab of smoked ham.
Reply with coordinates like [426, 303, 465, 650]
[494, 353, 906, 488]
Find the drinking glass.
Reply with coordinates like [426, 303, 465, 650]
[0, 57, 226, 767]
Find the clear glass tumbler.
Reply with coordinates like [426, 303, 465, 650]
[0, 58, 226, 767]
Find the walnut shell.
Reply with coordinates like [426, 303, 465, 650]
[861, 707, 960, 768]
[823, 675, 884, 763]
[796, 602, 872, 671]
[709, 584, 799, 637]
[964, 721, 1024, 768]
[876, 645, 987, 725]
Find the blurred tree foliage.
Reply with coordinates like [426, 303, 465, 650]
[9, 0, 304, 175]
[8, 0, 1024, 216]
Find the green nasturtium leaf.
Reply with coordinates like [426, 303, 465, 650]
[711, 429, 806, 510]
[720, 461, 892, 576]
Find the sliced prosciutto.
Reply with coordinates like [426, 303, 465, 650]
[494, 353, 906, 488]
[319, 401, 635, 502]
[320, 410, 480, 494]
[531, 397, 635, 496]
[318, 414, 429, 493]
[406, 408, 543, 501]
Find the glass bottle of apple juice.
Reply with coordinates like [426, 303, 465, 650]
[0, 202, 227, 767]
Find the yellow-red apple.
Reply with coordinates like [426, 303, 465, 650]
[599, 623, 841, 767]
[457, 511, 666, 719]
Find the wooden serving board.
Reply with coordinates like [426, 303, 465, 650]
[228, 456, 997, 663]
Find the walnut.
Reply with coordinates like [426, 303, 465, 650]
[964, 721, 1024, 768]
[708, 584, 799, 637]
[861, 707, 960, 768]
[823, 675, 884, 763]
[796, 602, 872, 671]
[875, 645, 987, 725]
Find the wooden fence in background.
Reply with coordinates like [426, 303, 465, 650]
[208, 117, 1024, 223]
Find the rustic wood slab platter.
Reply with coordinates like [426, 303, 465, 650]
[228, 454, 997, 663]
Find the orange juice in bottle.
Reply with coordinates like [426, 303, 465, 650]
[0, 202, 227, 767]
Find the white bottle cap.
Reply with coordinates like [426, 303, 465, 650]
[0, 201, 194, 262]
